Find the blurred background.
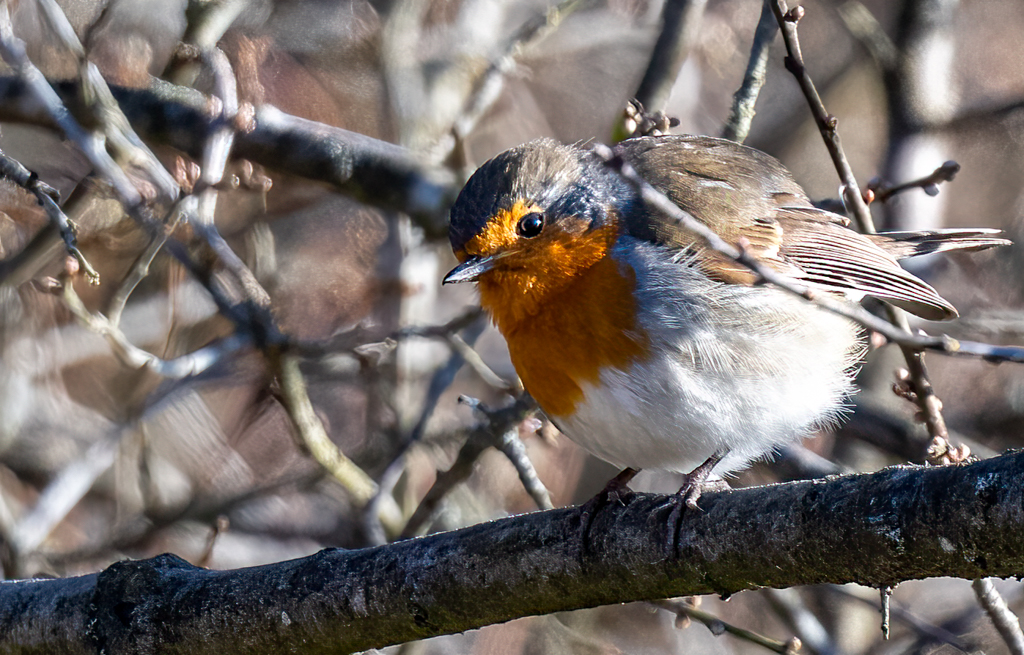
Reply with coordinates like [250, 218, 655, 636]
[1, 0, 1023, 653]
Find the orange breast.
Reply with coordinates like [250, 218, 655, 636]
[479, 247, 648, 418]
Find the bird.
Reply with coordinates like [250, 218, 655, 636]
[443, 134, 1007, 505]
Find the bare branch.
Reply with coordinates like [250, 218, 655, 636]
[769, 2, 872, 232]
[655, 598, 801, 654]
[634, 0, 708, 115]
[973, 578, 1024, 655]
[721, 0, 778, 143]
[62, 280, 250, 378]
[270, 352, 378, 507]
[836, 1, 898, 72]
[0, 4, 143, 210]
[494, 425, 553, 511]
[440, 0, 588, 163]
[8, 433, 120, 556]
[0, 75, 458, 236]
[0, 148, 99, 284]
[770, 0, 956, 446]
[868, 160, 960, 203]
[400, 393, 538, 539]
[2, 452, 1022, 653]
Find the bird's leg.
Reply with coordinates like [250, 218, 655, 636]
[599, 466, 640, 503]
[577, 467, 640, 551]
[676, 450, 730, 510]
[664, 451, 730, 558]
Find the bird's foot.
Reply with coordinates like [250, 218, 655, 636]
[578, 467, 639, 550]
[664, 452, 730, 557]
[676, 475, 731, 511]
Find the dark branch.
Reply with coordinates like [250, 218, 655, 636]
[633, 0, 708, 114]
[2, 452, 1023, 653]
[0, 76, 459, 237]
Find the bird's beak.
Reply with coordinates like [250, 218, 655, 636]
[443, 255, 497, 284]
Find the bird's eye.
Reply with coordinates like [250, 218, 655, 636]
[516, 212, 545, 238]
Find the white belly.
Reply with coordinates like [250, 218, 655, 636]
[553, 238, 863, 475]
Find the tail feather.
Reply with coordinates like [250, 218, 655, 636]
[871, 228, 1011, 260]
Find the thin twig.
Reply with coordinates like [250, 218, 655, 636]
[0, 4, 143, 212]
[613, 0, 708, 141]
[35, 0, 179, 201]
[655, 599, 801, 655]
[271, 352, 378, 506]
[769, 0, 953, 445]
[438, 0, 587, 164]
[770, 2, 872, 230]
[634, 0, 708, 114]
[445, 333, 518, 393]
[765, 588, 843, 655]
[106, 218, 178, 327]
[362, 318, 489, 546]
[399, 393, 538, 539]
[721, 0, 778, 143]
[972, 578, 1024, 655]
[868, 160, 960, 203]
[880, 586, 892, 639]
[0, 148, 99, 284]
[8, 432, 120, 555]
[836, 1, 898, 72]
[195, 516, 230, 569]
[824, 585, 972, 651]
[0, 76, 457, 234]
[492, 424, 553, 511]
[62, 280, 249, 378]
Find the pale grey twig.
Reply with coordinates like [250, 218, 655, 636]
[182, 47, 272, 308]
[399, 393, 538, 539]
[654, 599, 801, 655]
[363, 318, 488, 546]
[271, 352, 379, 507]
[880, 586, 892, 639]
[445, 333, 517, 393]
[836, 1, 898, 71]
[972, 578, 1024, 655]
[0, 4, 143, 210]
[106, 46, 240, 326]
[721, 0, 778, 143]
[494, 427, 553, 511]
[106, 217, 178, 327]
[0, 147, 99, 284]
[34, 0, 179, 201]
[439, 0, 587, 164]
[9, 433, 120, 555]
[63, 280, 250, 378]
[868, 160, 960, 203]
[824, 585, 971, 651]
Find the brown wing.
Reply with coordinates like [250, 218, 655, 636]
[776, 207, 958, 320]
[613, 135, 966, 321]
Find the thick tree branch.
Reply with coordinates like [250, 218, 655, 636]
[0, 76, 458, 237]
[2, 452, 1022, 654]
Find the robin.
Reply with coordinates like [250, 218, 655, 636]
[443, 135, 1007, 505]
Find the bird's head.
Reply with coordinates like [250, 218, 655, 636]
[444, 139, 631, 324]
